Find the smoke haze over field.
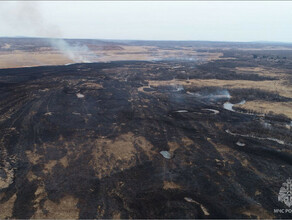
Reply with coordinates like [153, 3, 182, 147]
[0, 1, 292, 42]
[49, 39, 97, 63]
[0, 2, 97, 62]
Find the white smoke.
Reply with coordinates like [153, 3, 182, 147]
[49, 39, 97, 63]
[192, 89, 231, 100]
[0, 2, 97, 63]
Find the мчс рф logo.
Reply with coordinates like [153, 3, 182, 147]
[278, 178, 292, 208]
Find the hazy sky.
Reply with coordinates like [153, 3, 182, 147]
[0, 1, 292, 42]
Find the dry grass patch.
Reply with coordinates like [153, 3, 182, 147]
[235, 67, 287, 78]
[0, 51, 73, 68]
[32, 195, 79, 219]
[163, 181, 181, 190]
[0, 194, 17, 218]
[182, 137, 194, 146]
[0, 46, 223, 68]
[239, 205, 274, 219]
[90, 132, 155, 178]
[147, 79, 292, 99]
[240, 101, 292, 119]
[26, 150, 42, 165]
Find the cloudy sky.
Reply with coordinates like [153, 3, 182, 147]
[0, 1, 291, 42]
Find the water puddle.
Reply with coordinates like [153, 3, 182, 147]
[160, 151, 171, 159]
[223, 102, 234, 111]
[203, 109, 219, 114]
[175, 110, 188, 113]
[186, 91, 195, 96]
[223, 100, 264, 117]
[76, 93, 85, 98]
[184, 197, 210, 216]
[39, 88, 49, 92]
[226, 129, 289, 145]
[236, 141, 246, 147]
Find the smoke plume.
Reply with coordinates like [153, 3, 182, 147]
[193, 89, 231, 101]
[0, 2, 97, 63]
[49, 39, 97, 63]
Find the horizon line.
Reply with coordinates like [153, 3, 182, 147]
[1, 35, 292, 45]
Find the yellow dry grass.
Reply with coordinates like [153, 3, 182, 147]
[163, 181, 181, 190]
[146, 79, 292, 99]
[26, 150, 42, 165]
[32, 195, 79, 219]
[240, 101, 292, 119]
[0, 51, 73, 68]
[239, 205, 274, 219]
[182, 137, 194, 146]
[235, 67, 287, 78]
[0, 194, 17, 218]
[90, 132, 155, 178]
[0, 46, 223, 68]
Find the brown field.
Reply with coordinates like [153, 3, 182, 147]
[0, 51, 72, 68]
[0, 44, 222, 69]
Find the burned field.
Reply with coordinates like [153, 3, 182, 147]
[0, 51, 292, 218]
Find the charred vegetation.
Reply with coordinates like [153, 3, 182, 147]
[0, 46, 292, 219]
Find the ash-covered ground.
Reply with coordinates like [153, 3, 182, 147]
[0, 54, 292, 218]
